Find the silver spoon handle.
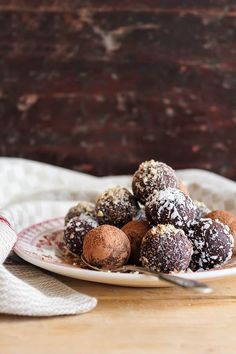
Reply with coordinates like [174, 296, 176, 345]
[158, 273, 212, 293]
[123, 266, 212, 294]
[81, 257, 212, 294]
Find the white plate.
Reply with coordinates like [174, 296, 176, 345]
[14, 217, 236, 287]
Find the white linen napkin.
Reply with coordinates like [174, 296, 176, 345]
[1, 157, 236, 317]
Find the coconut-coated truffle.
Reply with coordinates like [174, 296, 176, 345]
[121, 220, 150, 264]
[206, 210, 236, 253]
[145, 187, 195, 230]
[95, 187, 140, 228]
[64, 215, 98, 256]
[83, 225, 131, 269]
[65, 201, 96, 225]
[132, 160, 178, 204]
[188, 218, 234, 271]
[140, 224, 193, 273]
[193, 200, 210, 221]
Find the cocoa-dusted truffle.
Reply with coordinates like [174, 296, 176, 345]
[95, 187, 139, 228]
[145, 187, 195, 230]
[64, 215, 98, 256]
[132, 160, 178, 204]
[83, 225, 131, 269]
[121, 220, 150, 264]
[194, 200, 210, 221]
[140, 224, 193, 273]
[65, 201, 95, 225]
[188, 218, 234, 271]
[206, 210, 236, 254]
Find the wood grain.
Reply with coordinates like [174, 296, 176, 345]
[0, 1, 236, 178]
[1, 275, 236, 354]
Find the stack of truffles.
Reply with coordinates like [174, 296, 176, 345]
[64, 160, 236, 273]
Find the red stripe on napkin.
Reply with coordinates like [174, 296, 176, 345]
[0, 216, 12, 228]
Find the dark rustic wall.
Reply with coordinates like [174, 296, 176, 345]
[1, 1, 236, 178]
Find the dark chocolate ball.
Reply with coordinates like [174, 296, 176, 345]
[188, 218, 234, 271]
[121, 220, 150, 264]
[193, 200, 210, 221]
[140, 224, 193, 273]
[132, 160, 178, 204]
[65, 201, 95, 225]
[64, 215, 98, 256]
[95, 187, 140, 228]
[145, 187, 195, 230]
[83, 225, 131, 269]
[206, 210, 236, 255]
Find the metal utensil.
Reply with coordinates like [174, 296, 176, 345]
[81, 256, 212, 294]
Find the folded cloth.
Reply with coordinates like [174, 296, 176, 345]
[0, 264, 97, 316]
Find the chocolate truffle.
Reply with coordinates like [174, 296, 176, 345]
[188, 218, 234, 271]
[194, 200, 210, 221]
[83, 225, 131, 270]
[132, 160, 178, 204]
[64, 215, 98, 256]
[140, 224, 193, 273]
[121, 220, 150, 264]
[145, 187, 195, 230]
[206, 210, 236, 255]
[95, 187, 139, 228]
[65, 201, 95, 225]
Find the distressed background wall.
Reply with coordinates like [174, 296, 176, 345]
[0, 0, 236, 178]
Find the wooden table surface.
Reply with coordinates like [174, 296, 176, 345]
[1, 275, 236, 354]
